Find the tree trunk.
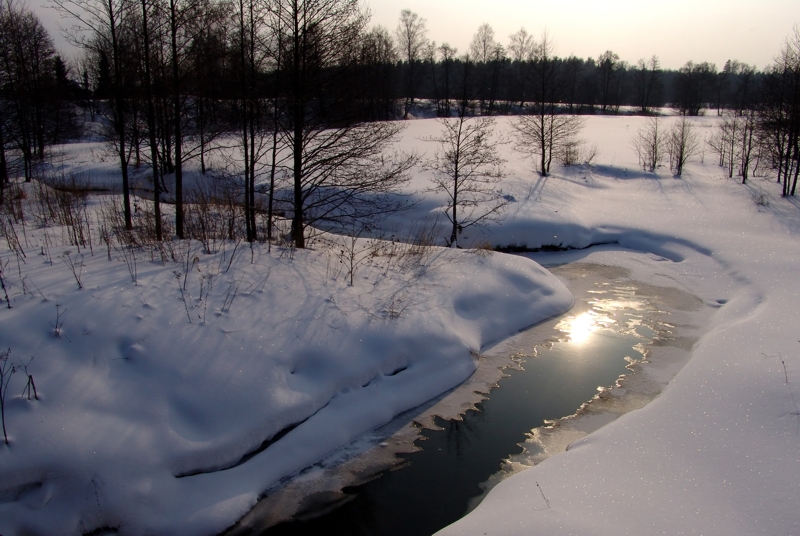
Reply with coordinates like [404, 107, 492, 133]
[142, 0, 161, 241]
[238, 0, 252, 242]
[198, 99, 206, 174]
[791, 138, 800, 196]
[267, 14, 282, 249]
[0, 127, 7, 206]
[108, 0, 132, 230]
[292, 105, 304, 248]
[171, 0, 184, 239]
[247, 1, 257, 241]
[290, 5, 305, 249]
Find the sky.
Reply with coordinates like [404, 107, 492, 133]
[366, 0, 797, 70]
[30, 0, 798, 71]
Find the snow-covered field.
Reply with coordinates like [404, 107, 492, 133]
[1, 114, 799, 535]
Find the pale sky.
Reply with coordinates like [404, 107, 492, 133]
[32, 0, 798, 71]
[366, 0, 798, 70]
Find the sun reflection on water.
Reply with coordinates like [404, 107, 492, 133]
[556, 312, 599, 344]
[554, 298, 637, 345]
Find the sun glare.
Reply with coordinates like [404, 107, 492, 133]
[557, 312, 597, 345]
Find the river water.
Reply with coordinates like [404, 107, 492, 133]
[226, 260, 706, 536]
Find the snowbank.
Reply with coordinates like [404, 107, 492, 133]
[0, 226, 570, 535]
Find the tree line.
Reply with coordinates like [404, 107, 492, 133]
[1, 1, 800, 249]
[395, 19, 766, 119]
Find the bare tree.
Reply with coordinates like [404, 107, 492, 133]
[667, 116, 699, 176]
[0, 0, 59, 181]
[561, 55, 583, 112]
[158, 0, 227, 238]
[425, 106, 508, 247]
[760, 26, 800, 196]
[508, 27, 534, 63]
[425, 40, 440, 116]
[271, 0, 414, 248]
[469, 25, 504, 115]
[486, 43, 506, 115]
[631, 116, 667, 172]
[235, 0, 271, 242]
[0, 348, 14, 445]
[166, 0, 190, 238]
[395, 9, 427, 119]
[709, 110, 759, 182]
[0, 3, 17, 196]
[737, 110, 759, 183]
[438, 42, 457, 116]
[52, 0, 135, 230]
[511, 31, 584, 176]
[633, 55, 661, 114]
[137, 0, 163, 240]
[469, 22, 496, 63]
[597, 50, 619, 113]
[508, 27, 534, 107]
[264, 0, 289, 245]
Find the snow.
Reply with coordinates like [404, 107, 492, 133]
[0, 195, 570, 532]
[430, 115, 800, 535]
[2, 113, 800, 535]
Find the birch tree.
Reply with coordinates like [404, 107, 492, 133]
[426, 104, 507, 247]
[271, 0, 414, 248]
[512, 32, 584, 176]
[395, 9, 427, 119]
